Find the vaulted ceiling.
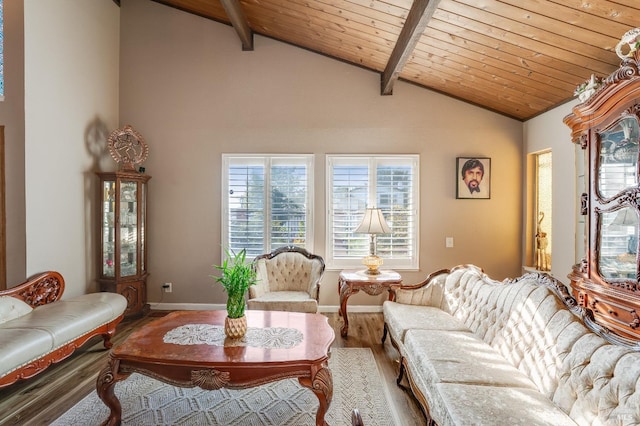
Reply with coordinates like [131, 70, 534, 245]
[151, 0, 640, 121]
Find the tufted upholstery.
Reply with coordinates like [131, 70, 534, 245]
[383, 265, 640, 425]
[248, 246, 325, 313]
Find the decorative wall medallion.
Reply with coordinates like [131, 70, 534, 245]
[107, 125, 149, 171]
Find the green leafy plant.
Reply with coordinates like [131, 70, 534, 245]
[212, 248, 257, 319]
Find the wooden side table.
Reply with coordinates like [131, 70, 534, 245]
[338, 269, 402, 337]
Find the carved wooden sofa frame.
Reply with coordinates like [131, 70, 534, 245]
[0, 271, 125, 388]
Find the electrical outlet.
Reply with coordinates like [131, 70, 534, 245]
[446, 237, 454, 248]
[163, 282, 173, 293]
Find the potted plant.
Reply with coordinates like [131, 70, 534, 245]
[213, 248, 257, 338]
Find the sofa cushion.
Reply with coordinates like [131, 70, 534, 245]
[404, 329, 537, 389]
[247, 291, 318, 313]
[383, 301, 470, 347]
[0, 292, 127, 347]
[433, 383, 577, 426]
[0, 328, 54, 378]
[0, 296, 33, 324]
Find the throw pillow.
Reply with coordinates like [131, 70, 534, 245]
[0, 296, 33, 324]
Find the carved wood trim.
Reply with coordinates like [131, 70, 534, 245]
[0, 270, 65, 306]
[191, 369, 231, 390]
[389, 268, 450, 297]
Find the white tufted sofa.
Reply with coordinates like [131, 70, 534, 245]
[383, 264, 640, 426]
[249, 246, 325, 313]
[0, 271, 127, 388]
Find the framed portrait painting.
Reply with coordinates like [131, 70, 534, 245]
[456, 157, 491, 199]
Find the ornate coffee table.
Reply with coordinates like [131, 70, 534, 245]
[96, 310, 335, 426]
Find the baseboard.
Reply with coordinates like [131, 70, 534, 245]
[148, 302, 383, 314]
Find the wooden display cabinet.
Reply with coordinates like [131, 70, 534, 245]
[564, 48, 640, 345]
[97, 170, 151, 317]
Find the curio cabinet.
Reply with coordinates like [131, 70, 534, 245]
[97, 170, 151, 317]
[564, 38, 640, 345]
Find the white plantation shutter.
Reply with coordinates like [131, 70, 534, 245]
[223, 155, 313, 259]
[327, 155, 419, 270]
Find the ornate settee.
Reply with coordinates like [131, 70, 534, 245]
[383, 264, 640, 425]
[0, 271, 127, 388]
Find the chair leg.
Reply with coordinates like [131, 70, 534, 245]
[396, 357, 405, 386]
[351, 408, 364, 426]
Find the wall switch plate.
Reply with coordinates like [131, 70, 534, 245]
[446, 237, 454, 248]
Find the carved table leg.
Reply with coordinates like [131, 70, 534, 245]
[338, 279, 356, 337]
[300, 362, 333, 426]
[96, 356, 128, 426]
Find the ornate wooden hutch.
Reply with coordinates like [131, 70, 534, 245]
[97, 125, 151, 318]
[564, 35, 640, 344]
[97, 170, 150, 317]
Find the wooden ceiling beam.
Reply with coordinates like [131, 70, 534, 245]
[220, 0, 254, 51]
[381, 0, 441, 95]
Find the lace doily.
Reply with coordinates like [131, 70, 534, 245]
[163, 324, 303, 348]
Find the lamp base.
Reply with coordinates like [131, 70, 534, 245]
[362, 255, 383, 275]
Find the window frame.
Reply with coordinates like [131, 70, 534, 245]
[325, 154, 420, 271]
[221, 154, 315, 259]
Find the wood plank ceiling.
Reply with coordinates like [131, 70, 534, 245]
[152, 0, 640, 121]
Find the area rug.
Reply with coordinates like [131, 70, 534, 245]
[52, 347, 398, 425]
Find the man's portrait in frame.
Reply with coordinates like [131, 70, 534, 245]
[456, 157, 491, 199]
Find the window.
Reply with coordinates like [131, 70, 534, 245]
[326, 155, 419, 270]
[222, 155, 314, 258]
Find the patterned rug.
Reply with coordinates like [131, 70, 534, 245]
[52, 348, 398, 425]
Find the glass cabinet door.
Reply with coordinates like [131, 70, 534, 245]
[99, 172, 149, 281]
[119, 180, 138, 277]
[595, 116, 640, 280]
[97, 170, 150, 317]
[597, 117, 639, 199]
[140, 183, 146, 272]
[598, 206, 638, 280]
[102, 181, 116, 277]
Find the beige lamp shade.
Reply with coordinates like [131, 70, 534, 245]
[354, 208, 391, 274]
[354, 208, 392, 234]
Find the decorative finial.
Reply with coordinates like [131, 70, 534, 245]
[615, 27, 640, 60]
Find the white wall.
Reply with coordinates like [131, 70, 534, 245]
[0, 1, 26, 285]
[523, 99, 580, 284]
[24, 0, 120, 297]
[120, 0, 524, 307]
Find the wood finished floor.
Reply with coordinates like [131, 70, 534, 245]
[0, 312, 427, 425]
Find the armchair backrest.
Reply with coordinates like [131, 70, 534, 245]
[252, 246, 325, 299]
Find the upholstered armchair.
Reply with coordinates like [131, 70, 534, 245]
[248, 246, 325, 313]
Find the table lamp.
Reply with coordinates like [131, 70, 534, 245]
[354, 207, 391, 275]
